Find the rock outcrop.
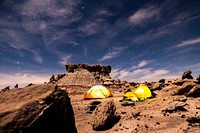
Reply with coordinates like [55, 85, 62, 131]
[49, 74, 66, 84]
[65, 64, 111, 79]
[57, 69, 100, 86]
[55, 64, 113, 87]
[0, 84, 77, 133]
[182, 70, 193, 80]
[0, 86, 10, 93]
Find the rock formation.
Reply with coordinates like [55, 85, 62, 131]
[57, 69, 100, 86]
[56, 64, 112, 87]
[182, 70, 193, 79]
[91, 99, 117, 130]
[65, 64, 111, 79]
[0, 84, 77, 133]
[0, 86, 10, 93]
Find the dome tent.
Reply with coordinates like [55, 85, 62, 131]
[123, 91, 139, 102]
[84, 85, 113, 99]
[133, 85, 152, 101]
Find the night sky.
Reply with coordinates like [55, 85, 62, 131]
[1, 0, 200, 88]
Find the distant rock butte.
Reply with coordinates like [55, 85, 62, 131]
[56, 64, 112, 87]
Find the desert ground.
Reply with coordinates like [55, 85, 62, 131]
[68, 84, 200, 133]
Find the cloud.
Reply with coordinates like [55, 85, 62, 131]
[13, 0, 80, 35]
[131, 60, 149, 69]
[98, 47, 125, 62]
[33, 55, 43, 64]
[12, 0, 81, 51]
[129, 6, 160, 25]
[19, 0, 77, 17]
[31, 50, 43, 64]
[80, 20, 102, 36]
[0, 73, 50, 88]
[95, 9, 114, 17]
[176, 37, 200, 47]
[0, 29, 32, 50]
[111, 67, 177, 82]
[59, 55, 72, 65]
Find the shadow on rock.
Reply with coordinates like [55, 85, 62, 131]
[94, 115, 121, 131]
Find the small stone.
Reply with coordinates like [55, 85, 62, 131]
[181, 114, 186, 118]
[156, 122, 160, 125]
[137, 118, 140, 120]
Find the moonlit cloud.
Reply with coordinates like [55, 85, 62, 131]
[131, 60, 149, 69]
[0, 29, 32, 50]
[59, 55, 72, 65]
[99, 47, 125, 62]
[95, 9, 114, 17]
[129, 6, 160, 25]
[80, 20, 102, 36]
[0, 73, 50, 88]
[176, 37, 200, 47]
[10, 0, 80, 39]
[33, 55, 43, 64]
[111, 67, 177, 82]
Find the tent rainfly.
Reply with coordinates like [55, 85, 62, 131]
[84, 85, 113, 99]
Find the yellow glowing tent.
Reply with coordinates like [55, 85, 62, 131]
[123, 91, 139, 102]
[84, 85, 113, 99]
[133, 85, 152, 101]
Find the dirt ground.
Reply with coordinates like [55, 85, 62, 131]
[68, 86, 200, 133]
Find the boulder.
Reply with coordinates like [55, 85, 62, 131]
[186, 116, 200, 124]
[196, 75, 200, 84]
[162, 101, 187, 113]
[0, 86, 10, 93]
[0, 84, 77, 133]
[186, 85, 200, 97]
[175, 82, 196, 96]
[55, 74, 66, 81]
[26, 83, 34, 87]
[91, 99, 116, 130]
[151, 82, 162, 90]
[182, 70, 193, 80]
[159, 79, 165, 83]
[49, 75, 55, 83]
[14, 84, 18, 88]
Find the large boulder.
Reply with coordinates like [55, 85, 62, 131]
[182, 70, 193, 80]
[0, 84, 77, 133]
[175, 82, 196, 95]
[91, 99, 117, 130]
[186, 85, 200, 97]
